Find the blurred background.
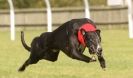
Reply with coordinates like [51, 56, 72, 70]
[0, 0, 132, 30]
[0, 0, 133, 78]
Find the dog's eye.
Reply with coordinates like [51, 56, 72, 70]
[90, 39, 93, 42]
[89, 39, 94, 43]
[89, 39, 97, 46]
[87, 39, 93, 45]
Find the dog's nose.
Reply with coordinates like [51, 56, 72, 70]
[98, 48, 102, 52]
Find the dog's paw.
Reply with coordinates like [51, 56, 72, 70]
[18, 67, 25, 72]
[90, 56, 97, 62]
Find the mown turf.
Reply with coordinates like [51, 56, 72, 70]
[0, 29, 133, 78]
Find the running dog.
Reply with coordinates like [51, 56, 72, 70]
[18, 18, 106, 71]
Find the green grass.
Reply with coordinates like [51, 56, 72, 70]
[0, 29, 133, 78]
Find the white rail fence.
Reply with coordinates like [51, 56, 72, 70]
[0, 6, 128, 27]
[6, 0, 91, 40]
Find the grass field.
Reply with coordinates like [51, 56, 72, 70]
[0, 29, 133, 78]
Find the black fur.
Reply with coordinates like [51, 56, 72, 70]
[18, 18, 106, 71]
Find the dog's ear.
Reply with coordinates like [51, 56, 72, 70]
[80, 29, 86, 36]
[96, 29, 101, 36]
[96, 29, 101, 41]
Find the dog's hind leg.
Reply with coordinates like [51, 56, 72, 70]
[42, 50, 59, 62]
[18, 55, 39, 72]
[18, 58, 30, 71]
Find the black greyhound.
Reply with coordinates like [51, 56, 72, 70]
[18, 18, 106, 71]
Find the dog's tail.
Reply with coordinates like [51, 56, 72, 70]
[21, 31, 31, 52]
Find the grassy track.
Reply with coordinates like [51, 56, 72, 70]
[0, 29, 133, 78]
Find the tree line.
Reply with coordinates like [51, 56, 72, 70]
[0, 0, 106, 9]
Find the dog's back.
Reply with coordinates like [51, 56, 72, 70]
[47, 18, 96, 49]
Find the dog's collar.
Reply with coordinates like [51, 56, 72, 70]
[78, 23, 96, 47]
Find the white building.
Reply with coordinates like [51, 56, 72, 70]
[107, 0, 130, 6]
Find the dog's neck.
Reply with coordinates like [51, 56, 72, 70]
[78, 23, 96, 46]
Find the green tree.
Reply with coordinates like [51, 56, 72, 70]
[0, 0, 9, 9]
[50, 0, 83, 7]
[0, 0, 106, 9]
[13, 0, 45, 8]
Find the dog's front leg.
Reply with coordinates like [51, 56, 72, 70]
[71, 49, 94, 63]
[98, 55, 106, 70]
[96, 50, 106, 70]
[69, 35, 93, 63]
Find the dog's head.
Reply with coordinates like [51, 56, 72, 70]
[81, 29, 102, 56]
[79, 27, 106, 69]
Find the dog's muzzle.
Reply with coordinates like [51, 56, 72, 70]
[96, 44, 103, 56]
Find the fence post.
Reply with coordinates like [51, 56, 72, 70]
[127, 0, 133, 38]
[44, 0, 52, 32]
[83, 0, 91, 19]
[7, 0, 15, 41]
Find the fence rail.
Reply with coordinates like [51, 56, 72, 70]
[0, 6, 128, 27]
